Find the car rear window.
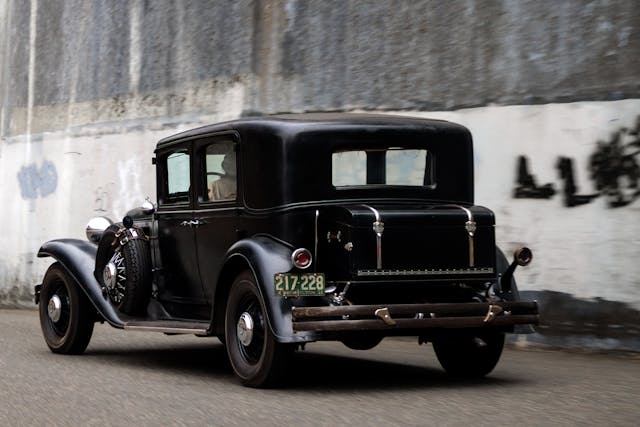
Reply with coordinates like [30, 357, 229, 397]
[332, 148, 435, 188]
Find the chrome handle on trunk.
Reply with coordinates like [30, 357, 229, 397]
[465, 219, 476, 267]
[362, 205, 384, 269]
[442, 204, 476, 267]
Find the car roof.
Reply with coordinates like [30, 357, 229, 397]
[155, 113, 464, 150]
[155, 113, 474, 207]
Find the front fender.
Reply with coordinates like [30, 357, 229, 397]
[224, 235, 319, 344]
[37, 239, 125, 328]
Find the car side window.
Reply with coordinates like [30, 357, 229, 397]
[163, 149, 190, 204]
[202, 140, 236, 202]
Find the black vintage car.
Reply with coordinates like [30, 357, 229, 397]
[35, 114, 538, 387]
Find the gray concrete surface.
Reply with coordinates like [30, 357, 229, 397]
[1, 309, 638, 426]
[1, 0, 639, 135]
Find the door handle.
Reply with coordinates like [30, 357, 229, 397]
[180, 220, 207, 228]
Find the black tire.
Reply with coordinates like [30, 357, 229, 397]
[433, 331, 505, 378]
[95, 224, 152, 315]
[225, 271, 293, 387]
[39, 263, 95, 354]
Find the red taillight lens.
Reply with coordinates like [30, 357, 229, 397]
[291, 248, 312, 269]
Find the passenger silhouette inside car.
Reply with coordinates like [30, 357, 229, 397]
[209, 151, 236, 200]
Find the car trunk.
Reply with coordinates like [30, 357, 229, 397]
[318, 203, 496, 281]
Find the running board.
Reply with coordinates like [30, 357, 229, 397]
[123, 320, 210, 335]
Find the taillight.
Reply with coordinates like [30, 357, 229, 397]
[291, 248, 312, 269]
[514, 247, 533, 266]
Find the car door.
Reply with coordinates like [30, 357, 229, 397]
[155, 142, 208, 318]
[193, 133, 242, 304]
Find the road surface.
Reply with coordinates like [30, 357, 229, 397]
[1, 309, 638, 426]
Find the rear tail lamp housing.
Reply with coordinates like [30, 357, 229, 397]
[514, 247, 533, 266]
[291, 248, 312, 269]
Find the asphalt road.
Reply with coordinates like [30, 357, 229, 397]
[1, 309, 639, 426]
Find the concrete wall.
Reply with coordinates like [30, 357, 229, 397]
[1, 0, 639, 350]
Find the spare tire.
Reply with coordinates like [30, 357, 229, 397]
[95, 223, 152, 316]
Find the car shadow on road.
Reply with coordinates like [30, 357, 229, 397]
[285, 351, 524, 391]
[84, 340, 235, 380]
[81, 340, 527, 391]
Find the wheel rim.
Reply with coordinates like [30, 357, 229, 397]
[47, 281, 71, 337]
[47, 294, 62, 322]
[104, 251, 126, 303]
[235, 294, 265, 365]
[237, 312, 254, 347]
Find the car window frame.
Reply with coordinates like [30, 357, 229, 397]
[156, 142, 194, 210]
[195, 131, 241, 208]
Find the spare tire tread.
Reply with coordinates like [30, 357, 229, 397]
[119, 238, 152, 315]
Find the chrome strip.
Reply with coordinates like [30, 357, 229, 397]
[362, 204, 381, 223]
[440, 204, 476, 267]
[361, 205, 384, 269]
[314, 209, 319, 272]
[357, 267, 494, 277]
[123, 325, 208, 334]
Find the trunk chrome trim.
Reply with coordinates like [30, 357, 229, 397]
[357, 267, 494, 276]
[314, 209, 319, 272]
[361, 205, 384, 269]
[439, 204, 476, 267]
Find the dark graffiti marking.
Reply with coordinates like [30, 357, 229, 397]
[589, 117, 640, 207]
[513, 155, 556, 199]
[514, 115, 640, 208]
[17, 161, 58, 200]
[556, 157, 598, 207]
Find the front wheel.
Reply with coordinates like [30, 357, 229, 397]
[225, 271, 293, 387]
[39, 263, 95, 354]
[432, 331, 505, 378]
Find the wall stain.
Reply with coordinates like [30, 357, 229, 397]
[514, 115, 640, 208]
[94, 182, 117, 213]
[94, 186, 111, 212]
[17, 160, 58, 200]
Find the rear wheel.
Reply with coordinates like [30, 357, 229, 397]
[433, 331, 505, 378]
[39, 263, 95, 354]
[225, 271, 293, 387]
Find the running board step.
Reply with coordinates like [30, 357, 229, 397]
[123, 320, 210, 335]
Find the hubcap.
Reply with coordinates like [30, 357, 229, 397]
[237, 312, 254, 347]
[103, 262, 117, 289]
[47, 294, 62, 323]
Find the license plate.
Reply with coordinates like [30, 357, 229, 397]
[274, 272, 325, 297]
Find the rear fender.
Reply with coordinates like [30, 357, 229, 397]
[37, 239, 125, 328]
[221, 235, 319, 344]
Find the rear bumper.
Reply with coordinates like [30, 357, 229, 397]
[292, 301, 538, 333]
